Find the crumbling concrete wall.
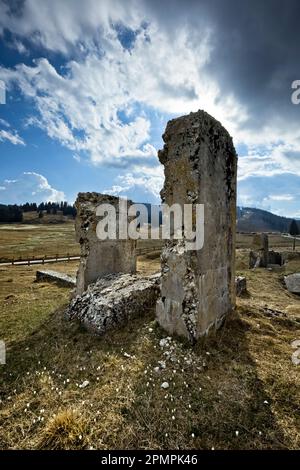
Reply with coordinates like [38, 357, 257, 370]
[75, 192, 136, 295]
[156, 110, 237, 342]
[67, 273, 160, 335]
[249, 233, 269, 268]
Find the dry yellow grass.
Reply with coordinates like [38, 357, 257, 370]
[0, 223, 294, 262]
[0, 223, 163, 262]
[37, 409, 88, 450]
[0, 233, 300, 449]
[0, 223, 79, 261]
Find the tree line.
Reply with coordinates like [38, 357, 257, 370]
[0, 201, 76, 223]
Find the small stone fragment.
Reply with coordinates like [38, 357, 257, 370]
[161, 382, 169, 389]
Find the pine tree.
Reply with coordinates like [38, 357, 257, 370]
[289, 219, 300, 251]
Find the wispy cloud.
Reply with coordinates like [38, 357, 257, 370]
[104, 165, 164, 200]
[0, 172, 65, 204]
[0, 128, 25, 146]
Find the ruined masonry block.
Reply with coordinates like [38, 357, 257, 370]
[268, 250, 283, 266]
[75, 192, 136, 295]
[249, 233, 269, 268]
[156, 110, 237, 342]
[67, 273, 160, 335]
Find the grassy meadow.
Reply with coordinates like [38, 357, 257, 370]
[0, 224, 300, 449]
[0, 223, 79, 262]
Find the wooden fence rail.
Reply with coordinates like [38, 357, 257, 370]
[0, 246, 162, 266]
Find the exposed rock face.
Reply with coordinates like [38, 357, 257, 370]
[67, 273, 160, 335]
[235, 276, 247, 297]
[249, 233, 269, 268]
[156, 110, 237, 342]
[284, 273, 300, 295]
[36, 270, 76, 287]
[75, 192, 136, 295]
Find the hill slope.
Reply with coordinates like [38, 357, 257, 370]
[237, 207, 300, 233]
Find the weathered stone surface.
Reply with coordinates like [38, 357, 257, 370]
[36, 270, 76, 287]
[75, 192, 136, 295]
[235, 276, 247, 296]
[67, 273, 160, 335]
[284, 273, 300, 294]
[249, 233, 269, 268]
[268, 250, 283, 266]
[156, 110, 237, 342]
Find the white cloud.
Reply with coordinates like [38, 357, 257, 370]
[0, 0, 141, 54]
[0, 128, 25, 146]
[237, 171, 300, 217]
[0, 172, 65, 204]
[104, 165, 164, 200]
[268, 194, 294, 201]
[238, 139, 300, 181]
[0, 12, 248, 168]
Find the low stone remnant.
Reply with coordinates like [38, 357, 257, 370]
[284, 273, 300, 295]
[235, 276, 247, 296]
[36, 270, 76, 287]
[267, 264, 284, 272]
[249, 233, 269, 268]
[156, 110, 237, 342]
[67, 273, 160, 335]
[75, 192, 136, 295]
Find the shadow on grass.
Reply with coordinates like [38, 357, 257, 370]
[0, 304, 295, 450]
[114, 309, 291, 450]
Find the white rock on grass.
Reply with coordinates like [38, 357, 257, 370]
[158, 360, 166, 369]
[159, 338, 169, 348]
[161, 382, 169, 389]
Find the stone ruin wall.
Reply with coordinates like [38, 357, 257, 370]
[75, 192, 137, 296]
[156, 110, 237, 342]
[68, 110, 237, 342]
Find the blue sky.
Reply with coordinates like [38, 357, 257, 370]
[0, 0, 300, 217]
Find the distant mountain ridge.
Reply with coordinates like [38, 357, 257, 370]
[237, 207, 300, 233]
[0, 200, 298, 234]
[141, 204, 299, 233]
